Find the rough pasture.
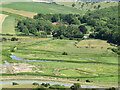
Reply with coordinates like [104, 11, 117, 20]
[2, 36, 118, 87]
[1, 2, 84, 14]
[0, 8, 37, 18]
[2, 16, 15, 34]
[0, 14, 8, 33]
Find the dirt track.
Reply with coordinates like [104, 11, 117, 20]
[0, 14, 8, 33]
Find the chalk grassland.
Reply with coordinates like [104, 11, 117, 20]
[0, 14, 8, 33]
[1, 2, 84, 14]
[57, 1, 118, 11]
[2, 37, 118, 88]
[0, 8, 37, 18]
[2, 16, 15, 34]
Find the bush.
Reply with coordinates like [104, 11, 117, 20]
[41, 83, 50, 87]
[70, 83, 81, 89]
[10, 46, 17, 52]
[86, 80, 90, 82]
[6, 34, 13, 36]
[33, 82, 39, 85]
[11, 37, 18, 41]
[49, 84, 65, 89]
[2, 37, 7, 41]
[12, 82, 19, 85]
[106, 87, 116, 90]
[69, 37, 73, 40]
[77, 79, 80, 81]
[62, 52, 68, 55]
[60, 35, 64, 39]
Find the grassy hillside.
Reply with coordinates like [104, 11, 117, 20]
[57, 1, 118, 11]
[1, 2, 84, 14]
[2, 16, 15, 34]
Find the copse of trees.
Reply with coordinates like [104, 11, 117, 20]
[34, 13, 81, 25]
[16, 14, 84, 39]
[52, 24, 84, 39]
[16, 18, 53, 37]
[85, 6, 119, 45]
[16, 6, 119, 46]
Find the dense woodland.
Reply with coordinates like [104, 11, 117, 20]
[16, 5, 119, 46]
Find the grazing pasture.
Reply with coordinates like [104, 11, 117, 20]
[1, 36, 118, 88]
[0, 14, 8, 33]
[0, 8, 37, 18]
[1, 1, 118, 88]
[57, 1, 118, 11]
[2, 16, 15, 34]
[1, 2, 84, 14]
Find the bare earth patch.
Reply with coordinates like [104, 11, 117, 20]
[0, 8, 37, 18]
[1, 63, 42, 73]
[0, 14, 8, 33]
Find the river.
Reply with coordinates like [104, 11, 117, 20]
[10, 55, 65, 62]
[1, 81, 100, 88]
[8, 55, 101, 88]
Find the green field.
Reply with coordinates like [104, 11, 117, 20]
[57, 1, 118, 11]
[2, 16, 15, 34]
[2, 36, 118, 87]
[1, 1, 119, 88]
[1, 2, 84, 14]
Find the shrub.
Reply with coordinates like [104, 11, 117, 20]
[72, 3, 76, 7]
[2, 37, 7, 41]
[41, 83, 50, 87]
[86, 80, 90, 82]
[106, 87, 116, 90]
[49, 84, 65, 89]
[11, 37, 18, 41]
[62, 52, 68, 55]
[41, 83, 45, 86]
[77, 79, 80, 81]
[60, 35, 64, 39]
[12, 82, 19, 85]
[33, 82, 39, 85]
[6, 34, 13, 36]
[10, 46, 17, 52]
[69, 37, 73, 40]
[70, 83, 81, 89]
